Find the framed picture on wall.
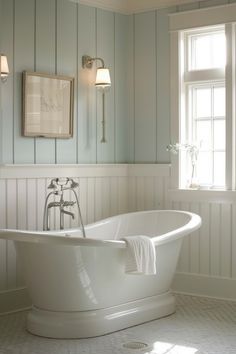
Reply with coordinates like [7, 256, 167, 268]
[22, 71, 74, 138]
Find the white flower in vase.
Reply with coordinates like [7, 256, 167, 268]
[167, 142, 200, 189]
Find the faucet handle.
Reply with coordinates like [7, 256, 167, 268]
[47, 179, 58, 189]
[63, 201, 76, 207]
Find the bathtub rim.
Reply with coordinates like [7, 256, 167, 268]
[0, 210, 201, 248]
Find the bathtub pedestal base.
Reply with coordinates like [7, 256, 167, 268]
[27, 291, 175, 339]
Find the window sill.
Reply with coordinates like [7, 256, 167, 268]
[168, 188, 236, 203]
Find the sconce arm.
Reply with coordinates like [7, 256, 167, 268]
[82, 55, 105, 69]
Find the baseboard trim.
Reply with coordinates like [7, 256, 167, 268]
[172, 272, 236, 301]
[0, 287, 31, 315]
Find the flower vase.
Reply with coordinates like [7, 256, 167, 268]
[188, 164, 199, 189]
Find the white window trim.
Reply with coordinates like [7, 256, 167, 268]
[169, 4, 236, 191]
[169, 3, 236, 32]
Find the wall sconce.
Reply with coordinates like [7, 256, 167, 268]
[82, 55, 111, 143]
[0, 54, 9, 83]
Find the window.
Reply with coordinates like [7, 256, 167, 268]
[180, 26, 226, 189]
[170, 4, 236, 191]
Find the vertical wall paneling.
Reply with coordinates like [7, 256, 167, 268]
[136, 177, 145, 211]
[36, 178, 46, 231]
[156, 8, 174, 163]
[128, 176, 136, 212]
[26, 179, 37, 231]
[95, 177, 102, 221]
[0, 0, 2, 164]
[189, 202, 200, 274]
[220, 203, 232, 278]
[96, 9, 115, 163]
[199, 203, 210, 275]
[56, 0, 77, 164]
[210, 203, 221, 276]
[0, 180, 7, 291]
[118, 177, 128, 214]
[16, 179, 27, 286]
[110, 177, 119, 216]
[134, 12, 156, 163]
[77, 4, 97, 163]
[144, 177, 155, 210]
[232, 203, 236, 278]
[2, 0, 234, 165]
[78, 177, 88, 226]
[35, 0, 56, 164]
[1, 0, 14, 164]
[114, 13, 128, 163]
[101, 177, 110, 218]
[154, 177, 164, 210]
[177, 202, 190, 273]
[17, 179, 27, 230]
[6, 179, 17, 289]
[127, 15, 135, 162]
[14, 0, 35, 163]
[1, 1, 129, 165]
[87, 177, 95, 223]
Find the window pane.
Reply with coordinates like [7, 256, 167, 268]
[197, 152, 212, 184]
[214, 152, 225, 186]
[191, 31, 226, 70]
[196, 120, 211, 149]
[214, 87, 225, 117]
[193, 35, 211, 70]
[212, 33, 226, 68]
[196, 88, 211, 118]
[214, 120, 225, 150]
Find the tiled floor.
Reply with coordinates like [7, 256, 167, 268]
[0, 295, 236, 354]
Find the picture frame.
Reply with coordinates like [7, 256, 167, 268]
[22, 71, 74, 138]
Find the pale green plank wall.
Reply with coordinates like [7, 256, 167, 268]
[0, 0, 128, 164]
[128, 0, 235, 163]
[1, 0, 236, 164]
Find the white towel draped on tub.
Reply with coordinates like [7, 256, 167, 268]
[122, 235, 156, 275]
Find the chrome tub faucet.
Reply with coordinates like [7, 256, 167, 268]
[43, 178, 86, 238]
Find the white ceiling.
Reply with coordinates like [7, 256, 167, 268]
[76, 0, 207, 14]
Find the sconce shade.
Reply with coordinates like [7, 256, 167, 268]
[1, 55, 9, 78]
[95, 67, 111, 88]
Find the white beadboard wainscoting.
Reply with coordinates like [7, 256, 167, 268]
[0, 163, 170, 314]
[170, 189, 236, 301]
[1, 163, 236, 314]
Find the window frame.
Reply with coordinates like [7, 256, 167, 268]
[182, 27, 226, 189]
[169, 5, 236, 191]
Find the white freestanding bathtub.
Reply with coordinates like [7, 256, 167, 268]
[0, 210, 201, 339]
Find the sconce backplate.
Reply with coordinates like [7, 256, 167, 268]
[82, 55, 93, 69]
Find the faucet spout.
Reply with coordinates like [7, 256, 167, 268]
[61, 209, 75, 220]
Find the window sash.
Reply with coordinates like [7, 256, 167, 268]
[187, 83, 226, 188]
